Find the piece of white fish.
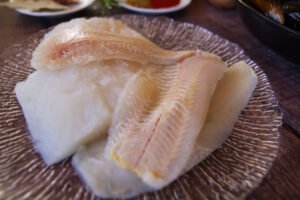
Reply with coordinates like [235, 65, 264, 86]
[31, 18, 194, 70]
[16, 17, 193, 165]
[15, 61, 139, 165]
[185, 61, 258, 171]
[72, 61, 257, 199]
[15, 17, 259, 199]
[105, 52, 226, 188]
[72, 139, 154, 199]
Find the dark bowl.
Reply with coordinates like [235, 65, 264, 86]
[237, 0, 300, 65]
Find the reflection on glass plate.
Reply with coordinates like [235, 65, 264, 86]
[16, 0, 94, 17]
[0, 15, 282, 199]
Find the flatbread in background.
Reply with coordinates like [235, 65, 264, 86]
[0, 0, 68, 11]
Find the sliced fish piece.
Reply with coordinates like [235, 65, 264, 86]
[185, 61, 258, 171]
[105, 52, 226, 188]
[72, 139, 154, 199]
[73, 60, 257, 199]
[31, 18, 194, 70]
[15, 61, 139, 165]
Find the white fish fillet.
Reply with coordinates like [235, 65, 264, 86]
[72, 139, 154, 199]
[16, 17, 258, 198]
[31, 18, 194, 70]
[105, 52, 226, 188]
[185, 61, 258, 171]
[15, 61, 139, 165]
[72, 61, 257, 199]
[17, 17, 192, 165]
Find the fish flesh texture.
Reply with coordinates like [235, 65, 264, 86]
[72, 61, 257, 198]
[16, 17, 192, 165]
[15, 61, 139, 165]
[72, 139, 154, 199]
[15, 16, 258, 199]
[31, 18, 194, 70]
[185, 61, 258, 171]
[105, 52, 226, 188]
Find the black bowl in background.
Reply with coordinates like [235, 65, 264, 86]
[237, 0, 300, 65]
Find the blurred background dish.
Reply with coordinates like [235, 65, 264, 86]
[119, 0, 191, 14]
[15, 0, 94, 17]
[237, 0, 300, 65]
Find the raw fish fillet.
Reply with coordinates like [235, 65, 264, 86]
[31, 18, 194, 70]
[17, 17, 192, 165]
[105, 52, 226, 188]
[73, 61, 257, 199]
[185, 61, 258, 171]
[72, 139, 154, 199]
[15, 61, 139, 165]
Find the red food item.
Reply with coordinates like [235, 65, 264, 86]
[151, 0, 180, 8]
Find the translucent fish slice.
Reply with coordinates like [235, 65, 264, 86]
[105, 52, 226, 188]
[72, 139, 154, 199]
[31, 18, 194, 70]
[72, 61, 257, 199]
[185, 61, 258, 171]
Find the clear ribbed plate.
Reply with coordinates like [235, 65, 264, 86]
[0, 15, 282, 200]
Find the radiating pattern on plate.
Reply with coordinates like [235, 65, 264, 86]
[0, 15, 282, 200]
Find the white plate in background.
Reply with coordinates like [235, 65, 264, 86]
[16, 0, 94, 17]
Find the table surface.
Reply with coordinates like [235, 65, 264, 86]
[0, 0, 299, 199]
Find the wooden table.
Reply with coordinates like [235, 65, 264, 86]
[0, 0, 299, 199]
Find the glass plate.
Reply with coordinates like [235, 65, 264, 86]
[0, 15, 282, 200]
